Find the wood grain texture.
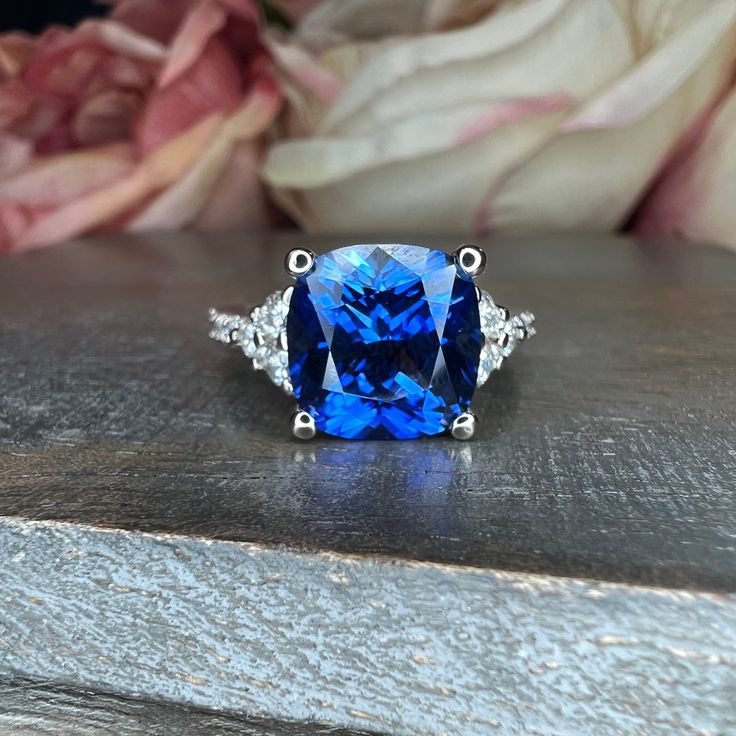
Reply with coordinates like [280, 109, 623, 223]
[1, 232, 736, 591]
[0, 678, 381, 736]
[1, 517, 735, 736]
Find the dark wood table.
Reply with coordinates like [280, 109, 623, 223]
[1, 232, 735, 735]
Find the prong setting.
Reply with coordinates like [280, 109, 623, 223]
[453, 245, 486, 278]
[285, 248, 316, 279]
[450, 411, 477, 440]
[291, 410, 316, 440]
[211, 244, 535, 440]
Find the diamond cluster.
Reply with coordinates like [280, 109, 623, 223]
[477, 291, 536, 386]
[209, 290, 292, 393]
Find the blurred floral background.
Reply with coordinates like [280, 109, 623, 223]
[1, 0, 735, 253]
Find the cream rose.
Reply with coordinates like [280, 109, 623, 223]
[263, 0, 736, 235]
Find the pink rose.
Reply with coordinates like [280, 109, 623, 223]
[0, 0, 282, 253]
[634, 86, 736, 250]
[263, 0, 736, 235]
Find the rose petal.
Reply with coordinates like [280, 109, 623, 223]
[266, 95, 569, 187]
[634, 87, 736, 249]
[318, 0, 630, 134]
[265, 95, 568, 232]
[158, 0, 227, 88]
[480, 0, 736, 233]
[0, 143, 135, 207]
[74, 20, 167, 61]
[22, 22, 164, 98]
[563, 1, 736, 130]
[135, 37, 243, 153]
[129, 75, 280, 229]
[268, 37, 343, 104]
[195, 142, 269, 229]
[111, 0, 196, 44]
[158, 0, 259, 88]
[0, 33, 34, 79]
[0, 203, 33, 252]
[11, 95, 68, 152]
[0, 79, 34, 129]
[316, 0, 627, 134]
[73, 90, 142, 146]
[426, 1, 505, 32]
[14, 114, 223, 251]
[0, 134, 33, 174]
[105, 55, 153, 89]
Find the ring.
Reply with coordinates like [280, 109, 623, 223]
[209, 243, 535, 441]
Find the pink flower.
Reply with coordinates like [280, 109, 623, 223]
[0, 0, 282, 253]
[634, 86, 736, 250]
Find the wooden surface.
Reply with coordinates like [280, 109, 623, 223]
[1, 232, 735, 590]
[1, 231, 736, 734]
[2, 517, 734, 736]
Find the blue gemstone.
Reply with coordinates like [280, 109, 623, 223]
[287, 244, 481, 440]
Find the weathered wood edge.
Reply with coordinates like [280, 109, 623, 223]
[0, 677, 383, 736]
[1, 517, 734, 736]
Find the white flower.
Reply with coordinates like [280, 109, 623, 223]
[263, 0, 736, 235]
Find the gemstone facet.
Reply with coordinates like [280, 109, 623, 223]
[287, 244, 481, 439]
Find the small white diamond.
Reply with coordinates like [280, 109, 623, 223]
[475, 290, 533, 387]
[233, 290, 290, 389]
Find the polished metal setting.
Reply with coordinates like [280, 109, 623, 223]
[285, 248, 316, 279]
[210, 243, 535, 440]
[291, 410, 316, 440]
[450, 411, 477, 441]
[453, 245, 486, 278]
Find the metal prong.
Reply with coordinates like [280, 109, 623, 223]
[453, 245, 486, 278]
[282, 285, 294, 305]
[450, 411, 477, 440]
[291, 410, 316, 440]
[285, 248, 315, 279]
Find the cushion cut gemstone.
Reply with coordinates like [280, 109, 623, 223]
[287, 244, 481, 440]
